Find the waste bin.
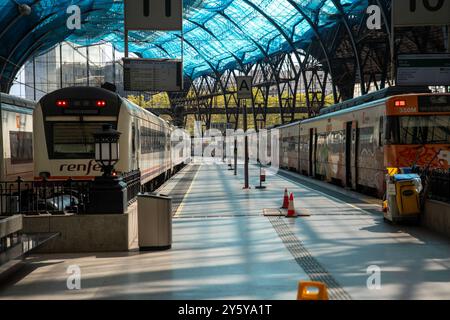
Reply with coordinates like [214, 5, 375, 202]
[384, 173, 422, 223]
[137, 193, 172, 250]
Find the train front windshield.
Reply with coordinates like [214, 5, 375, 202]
[386, 115, 450, 145]
[51, 121, 115, 159]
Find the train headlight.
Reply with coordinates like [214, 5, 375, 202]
[93, 124, 121, 177]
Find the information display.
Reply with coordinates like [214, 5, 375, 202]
[397, 54, 450, 86]
[123, 58, 183, 92]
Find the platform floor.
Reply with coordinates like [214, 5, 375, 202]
[1, 160, 449, 300]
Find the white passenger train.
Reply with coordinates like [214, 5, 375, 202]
[0, 93, 35, 181]
[33, 87, 190, 189]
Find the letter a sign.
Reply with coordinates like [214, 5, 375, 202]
[125, 0, 183, 31]
[237, 76, 253, 100]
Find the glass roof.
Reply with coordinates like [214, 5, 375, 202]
[0, 0, 368, 80]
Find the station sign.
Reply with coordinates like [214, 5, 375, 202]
[124, 0, 183, 31]
[236, 76, 253, 100]
[123, 58, 183, 92]
[396, 54, 450, 86]
[393, 0, 450, 26]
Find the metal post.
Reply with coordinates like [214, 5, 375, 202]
[390, 3, 395, 85]
[59, 43, 63, 89]
[86, 45, 90, 86]
[112, 44, 116, 86]
[32, 56, 36, 100]
[234, 135, 237, 176]
[447, 25, 450, 93]
[243, 99, 249, 189]
[125, 29, 129, 58]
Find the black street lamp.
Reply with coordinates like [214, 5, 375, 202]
[88, 124, 127, 214]
[94, 124, 121, 177]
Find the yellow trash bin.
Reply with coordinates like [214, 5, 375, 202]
[384, 173, 422, 223]
[396, 180, 421, 216]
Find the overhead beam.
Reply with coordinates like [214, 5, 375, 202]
[147, 107, 309, 116]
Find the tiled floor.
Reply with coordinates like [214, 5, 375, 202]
[0, 160, 449, 300]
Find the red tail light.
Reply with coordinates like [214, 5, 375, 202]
[395, 100, 406, 107]
[96, 100, 106, 107]
[56, 100, 68, 107]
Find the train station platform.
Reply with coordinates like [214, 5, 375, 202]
[1, 160, 449, 300]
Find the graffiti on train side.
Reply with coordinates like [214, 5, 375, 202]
[385, 145, 450, 170]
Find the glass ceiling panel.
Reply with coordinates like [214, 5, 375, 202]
[0, 0, 369, 81]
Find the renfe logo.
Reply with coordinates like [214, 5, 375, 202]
[59, 160, 102, 176]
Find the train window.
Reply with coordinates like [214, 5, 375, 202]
[131, 124, 136, 154]
[140, 126, 166, 154]
[51, 122, 114, 159]
[9, 131, 33, 164]
[398, 115, 450, 145]
[386, 115, 450, 145]
[359, 127, 375, 152]
[385, 116, 399, 144]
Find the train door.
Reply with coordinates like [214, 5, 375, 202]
[345, 122, 352, 187]
[309, 128, 314, 176]
[354, 125, 359, 189]
[131, 120, 139, 169]
[313, 129, 318, 177]
[345, 121, 358, 189]
[131, 122, 137, 170]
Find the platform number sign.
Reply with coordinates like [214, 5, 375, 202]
[236, 76, 253, 100]
[393, 0, 450, 26]
[124, 0, 183, 31]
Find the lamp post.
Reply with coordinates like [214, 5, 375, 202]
[88, 124, 127, 214]
[94, 124, 120, 177]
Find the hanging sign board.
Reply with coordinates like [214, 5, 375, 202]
[397, 54, 450, 86]
[393, 0, 450, 26]
[124, 0, 183, 31]
[236, 76, 253, 99]
[123, 58, 183, 92]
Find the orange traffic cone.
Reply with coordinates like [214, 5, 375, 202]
[281, 188, 289, 209]
[286, 193, 297, 218]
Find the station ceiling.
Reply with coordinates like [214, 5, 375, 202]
[0, 0, 369, 82]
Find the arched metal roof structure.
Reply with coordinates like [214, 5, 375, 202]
[1, 0, 369, 90]
[1, 1, 447, 127]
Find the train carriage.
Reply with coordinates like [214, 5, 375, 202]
[0, 93, 35, 181]
[276, 87, 450, 198]
[33, 87, 190, 188]
[278, 121, 300, 172]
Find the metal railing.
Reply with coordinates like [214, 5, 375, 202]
[122, 169, 141, 205]
[0, 171, 142, 216]
[427, 170, 450, 203]
[0, 178, 91, 216]
[412, 168, 450, 203]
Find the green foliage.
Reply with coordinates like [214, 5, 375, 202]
[127, 92, 335, 132]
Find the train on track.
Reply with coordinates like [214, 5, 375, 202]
[0, 92, 35, 181]
[33, 86, 190, 190]
[276, 87, 450, 198]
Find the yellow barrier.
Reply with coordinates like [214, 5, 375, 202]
[297, 281, 329, 300]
